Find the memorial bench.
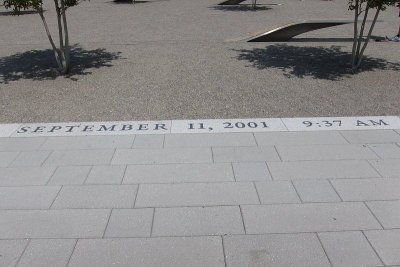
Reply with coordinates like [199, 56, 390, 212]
[247, 20, 378, 42]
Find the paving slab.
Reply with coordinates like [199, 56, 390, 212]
[51, 185, 138, 209]
[366, 200, 400, 229]
[0, 239, 28, 267]
[267, 160, 380, 180]
[276, 144, 378, 161]
[365, 229, 400, 266]
[112, 148, 212, 164]
[47, 166, 92, 185]
[318, 231, 383, 267]
[223, 233, 330, 267]
[104, 208, 154, 238]
[368, 143, 400, 159]
[212, 146, 280, 162]
[232, 162, 272, 181]
[0, 137, 46, 151]
[254, 131, 348, 146]
[254, 181, 301, 204]
[132, 134, 164, 148]
[0, 167, 56, 186]
[44, 149, 115, 166]
[0, 151, 19, 167]
[0, 209, 110, 238]
[16, 239, 76, 267]
[292, 179, 341, 202]
[340, 130, 400, 144]
[68, 237, 225, 267]
[152, 206, 244, 236]
[369, 159, 400, 177]
[241, 202, 382, 234]
[85, 165, 126, 184]
[135, 182, 259, 207]
[9, 151, 52, 167]
[123, 163, 234, 184]
[0, 186, 60, 209]
[40, 136, 135, 150]
[331, 178, 400, 201]
[164, 133, 256, 147]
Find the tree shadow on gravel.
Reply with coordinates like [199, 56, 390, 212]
[0, 45, 122, 84]
[234, 44, 400, 80]
[0, 10, 41, 16]
[210, 5, 271, 11]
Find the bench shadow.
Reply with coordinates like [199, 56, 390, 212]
[0, 44, 122, 84]
[234, 44, 400, 80]
[210, 5, 272, 11]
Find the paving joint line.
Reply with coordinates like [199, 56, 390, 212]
[361, 230, 386, 266]
[13, 238, 31, 267]
[363, 202, 385, 230]
[65, 239, 79, 267]
[315, 232, 334, 267]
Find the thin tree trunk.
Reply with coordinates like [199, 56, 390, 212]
[54, 0, 68, 73]
[356, 7, 381, 69]
[355, 4, 369, 66]
[60, 0, 70, 74]
[351, 0, 359, 68]
[38, 9, 63, 70]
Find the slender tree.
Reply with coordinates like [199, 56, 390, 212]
[349, 0, 399, 70]
[2, 0, 83, 74]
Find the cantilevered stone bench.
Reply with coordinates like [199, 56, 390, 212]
[218, 0, 246, 5]
[247, 20, 373, 42]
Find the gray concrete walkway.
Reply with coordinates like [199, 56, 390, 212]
[1, 129, 400, 266]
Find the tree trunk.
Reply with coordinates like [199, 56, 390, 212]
[351, 0, 359, 68]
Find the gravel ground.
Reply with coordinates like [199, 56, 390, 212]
[0, 0, 399, 122]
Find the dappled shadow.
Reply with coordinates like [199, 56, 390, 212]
[234, 44, 400, 80]
[210, 5, 271, 11]
[0, 10, 41, 16]
[0, 45, 122, 84]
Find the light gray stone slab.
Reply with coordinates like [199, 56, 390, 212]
[0, 186, 60, 209]
[44, 149, 114, 166]
[367, 200, 400, 228]
[283, 116, 400, 131]
[52, 185, 138, 209]
[17, 239, 76, 267]
[48, 166, 92, 185]
[293, 180, 341, 202]
[152, 206, 244, 236]
[232, 162, 272, 181]
[331, 178, 400, 201]
[68, 237, 225, 267]
[104, 209, 153, 238]
[268, 160, 379, 180]
[276, 144, 378, 161]
[132, 134, 164, 148]
[241, 202, 381, 234]
[40, 135, 134, 150]
[0, 151, 19, 167]
[0, 124, 20, 137]
[369, 159, 400, 177]
[0, 137, 46, 151]
[86, 165, 126, 184]
[223, 233, 330, 267]
[368, 144, 400, 159]
[0, 167, 56, 186]
[340, 130, 400, 144]
[135, 182, 259, 207]
[164, 133, 256, 147]
[213, 146, 280, 163]
[255, 131, 348, 146]
[318, 231, 382, 267]
[0, 239, 28, 267]
[123, 163, 234, 184]
[365, 229, 400, 265]
[255, 181, 300, 204]
[0, 209, 109, 238]
[112, 148, 212, 164]
[171, 118, 286, 134]
[10, 151, 51, 167]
